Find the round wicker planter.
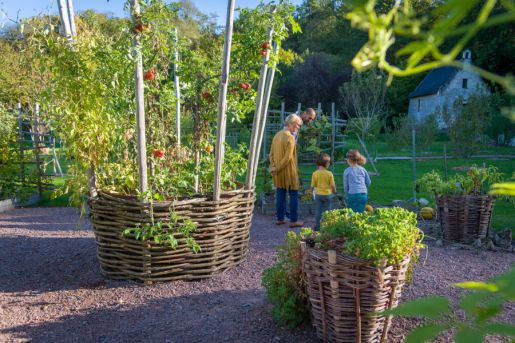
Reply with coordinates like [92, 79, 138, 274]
[300, 243, 412, 343]
[436, 194, 495, 242]
[89, 188, 255, 283]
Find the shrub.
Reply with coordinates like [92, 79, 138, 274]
[416, 165, 504, 197]
[262, 229, 312, 327]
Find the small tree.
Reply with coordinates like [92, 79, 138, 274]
[441, 94, 490, 158]
[339, 68, 387, 143]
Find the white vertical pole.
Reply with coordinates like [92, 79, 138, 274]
[297, 103, 302, 113]
[245, 28, 273, 188]
[132, 0, 148, 193]
[331, 102, 335, 165]
[57, 0, 72, 40]
[317, 102, 322, 116]
[213, 0, 235, 201]
[65, 0, 76, 37]
[252, 41, 280, 186]
[280, 102, 285, 124]
[411, 124, 417, 202]
[174, 28, 181, 146]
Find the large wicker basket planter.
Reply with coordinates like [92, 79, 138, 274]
[89, 188, 255, 283]
[436, 194, 495, 242]
[300, 243, 411, 343]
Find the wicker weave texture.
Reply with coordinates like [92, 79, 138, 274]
[301, 245, 411, 343]
[436, 195, 495, 242]
[89, 189, 255, 282]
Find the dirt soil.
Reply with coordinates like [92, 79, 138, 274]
[0, 207, 513, 343]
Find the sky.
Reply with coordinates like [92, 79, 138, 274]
[0, 0, 303, 27]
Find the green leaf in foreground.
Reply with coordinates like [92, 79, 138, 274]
[405, 323, 448, 343]
[384, 296, 451, 319]
[455, 327, 484, 343]
[482, 323, 515, 337]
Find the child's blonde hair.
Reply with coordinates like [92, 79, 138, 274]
[346, 149, 366, 165]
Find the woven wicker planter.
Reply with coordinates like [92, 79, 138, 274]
[89, 188, 255, 283]
[436, 194, 495, 242]
[301, 243, 411, 343]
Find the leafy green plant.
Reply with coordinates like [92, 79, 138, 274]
[262, 228, 313, 327]
[317, 207, 424, 266]
[123, 210, 200, 253]
[417, 165, 504, 197]
[383, 267, 515, 343]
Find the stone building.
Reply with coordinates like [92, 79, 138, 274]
[408, 50, 489, 126]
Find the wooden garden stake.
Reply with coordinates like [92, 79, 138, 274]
[213, 0, 235, 201]
[252, 41, 279, 186]
[174, 27, 181, 146]
[65, 0, 77, 37]
[245, 28, 273, 188]
[444, 144, 448, 181]
[17, 103, 24, 185]
[331, 102, 335, 164]
[57, 0, 72, 41]
[132, 0, 148, 193]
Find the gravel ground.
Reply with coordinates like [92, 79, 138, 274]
[0, 207, 513, 343]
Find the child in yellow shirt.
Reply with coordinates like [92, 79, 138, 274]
[310, 153, 336, 231]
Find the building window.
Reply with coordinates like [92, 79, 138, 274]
[462, 78, 468, 89]
[417, 99, 421, 112]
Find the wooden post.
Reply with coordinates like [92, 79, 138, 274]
[213, 0, 235, 201]
[17, 103, 25, 185]
[132, 0, 148, 193]
[443, 144, 448, 181]
[65, 0, 77, 37]
[57, 0, 72, 43]
[34, 103, 43, 198]
[174, 27, 181, 146]
[331, 102, 335, 166]
[280, 101, 285, 124]
[252, 41, 280, 186]
[245, 27, 273, 188]
[411, 124, 417, 202]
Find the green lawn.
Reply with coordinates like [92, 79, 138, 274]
[257, 157, 514, 232]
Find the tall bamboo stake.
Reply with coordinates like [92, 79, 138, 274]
[251, 41, 280, 186]
[174, 28, 181, 146]
[65, 0, 77, 37]
[57, 0, 72, 39]
[245, 28, 273, 188]
[213, 0, 235, 201]
[132, 0, 148, 193]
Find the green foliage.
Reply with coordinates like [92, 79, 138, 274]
[339, 68, 387, 142]
[440, 94, 491, 158]
[384, 267, 515, 343]
[317, 207, 424, 265]
[0, 105, 39, 200]
[261, 228, 313, 327]
[23, 1, 298, 204]
[299, 114, 333, 155]
[123, 209, 201, 253]
[385, 113, 438, 152]
[416, 165, 504, 197]
[346, 0, 515, 96]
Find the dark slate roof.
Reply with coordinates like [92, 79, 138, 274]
[409, 66, 459, 98]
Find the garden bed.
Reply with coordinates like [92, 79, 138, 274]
[89, 189, 254, 282]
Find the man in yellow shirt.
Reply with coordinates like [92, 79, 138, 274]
[310, 153, 336, 231]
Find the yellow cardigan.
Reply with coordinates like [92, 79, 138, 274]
[269, 130, 299, 190]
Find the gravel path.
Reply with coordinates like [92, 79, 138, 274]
[0, 207, 513, 343]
